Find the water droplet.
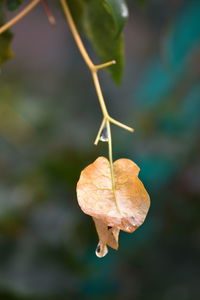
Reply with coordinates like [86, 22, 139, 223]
[100, 125, 108, 142]
[95, 242, 108, 258]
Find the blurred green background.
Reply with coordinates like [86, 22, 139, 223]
[0, 0, 200, 299]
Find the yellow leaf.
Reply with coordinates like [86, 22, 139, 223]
[77, 157, 150, 257]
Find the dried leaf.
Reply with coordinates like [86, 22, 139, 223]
[77, 157, 150, 257]
[93, 217, 120, 257]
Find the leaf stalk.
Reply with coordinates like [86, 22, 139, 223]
[60, 0, 133, 210]
[0, 0, 133, 212]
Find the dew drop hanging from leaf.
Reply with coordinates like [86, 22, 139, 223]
[77, 157, 150, 257]
[0, 0, 150, 259]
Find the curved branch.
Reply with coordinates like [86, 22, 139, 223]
[60, 0, 133, 139]
[60, 0, 133, 209]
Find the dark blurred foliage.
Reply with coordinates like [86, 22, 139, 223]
[0, 0, 200, 299]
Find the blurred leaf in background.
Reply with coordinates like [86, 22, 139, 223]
[133, 0, 200, 187]
[0, 3, 14, 64]
[1, 0, 128, 83]
[6, 0, 24, 11]
[68, 0, 128, 83]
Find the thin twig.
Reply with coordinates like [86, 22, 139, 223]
[94, 60, 116, 71]
[91, 71, 109, 118]
[109, 117, 134, 132]
[60, 0, 133, 210]
[94, 118, 106, 146]
[0, 0, 41, 34]
[60, 0, 93, 69]
[60, 0, 134, 131]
